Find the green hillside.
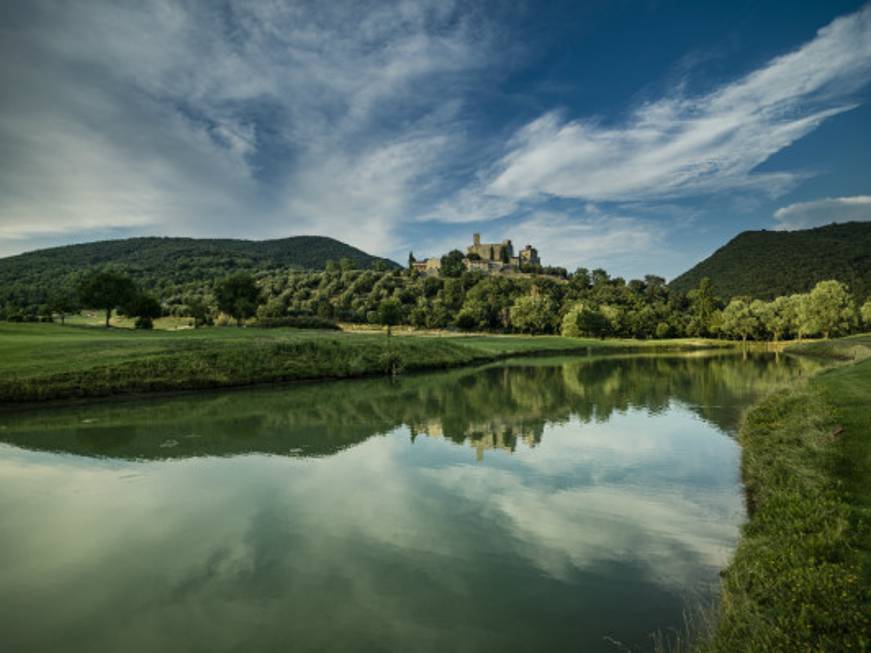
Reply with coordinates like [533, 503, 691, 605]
[0, 235, 398, 309]
[669, 222, 871, 301]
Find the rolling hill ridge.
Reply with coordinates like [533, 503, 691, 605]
[669, 222, 871, 302]
[0, 235, 398, 308]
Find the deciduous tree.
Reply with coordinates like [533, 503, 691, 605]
[509, 292, 556, 334]
[721, 298, 758, 342]
[804, 280, 856, 339]
[47, 287, 79, 325]
[120, 292, 162, 329]
[440, 250, 466, 278]
[215, 273, 261, 326]
[861, 299, 871, 328]
[77, 271, 137, 327]
[687, 277, 718, 337]
[562, 303, 606, 338]
[377, 298, 402, 336]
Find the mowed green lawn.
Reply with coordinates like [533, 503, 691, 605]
[0, 323, 478, 401]
[0, 322, 374, 377]
[789, 333, 871, 584]
[0, 322, 727, 378]
[813, 341, 871, 583]
[0, 322, 730, 402]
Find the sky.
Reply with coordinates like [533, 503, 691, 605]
[1, 0, 870, 280]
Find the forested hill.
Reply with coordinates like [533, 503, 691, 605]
[669, 222, 871, 301]
[0, 235, 398, 291]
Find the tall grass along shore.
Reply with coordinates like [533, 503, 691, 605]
[694, 335, 871, 652]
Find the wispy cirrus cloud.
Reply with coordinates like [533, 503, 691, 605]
[436, 4, 871, 218]
[0, 0, 499, 255]
[510, 208, 663, 275]
[773, 195, 871, 230]
[2, 1, 870, 270]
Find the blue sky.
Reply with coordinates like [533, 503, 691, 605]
[1, 0, 869, 279]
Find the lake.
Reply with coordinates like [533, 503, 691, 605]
[0, 351, 819, 652]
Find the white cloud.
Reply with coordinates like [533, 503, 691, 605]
[457, 5, 871, 207]
[406, 205, 678, 278]
[772, 195, 871, 230]
[279, 133, 455, 254]
[420, 184, 523, 224]
[2, 1, 870, 267]
[0, 0, 495, 256]
[509, 209, 664, 275]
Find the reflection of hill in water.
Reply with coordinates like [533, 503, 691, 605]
[0, 352, 821, 461]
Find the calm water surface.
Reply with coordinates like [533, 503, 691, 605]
[0, 352, 818, 652]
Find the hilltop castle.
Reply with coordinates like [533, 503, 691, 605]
[412, 233, 540, 276]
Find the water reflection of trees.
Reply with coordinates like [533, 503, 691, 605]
[558, 352, 821, 431]
[0, 352, 821, 460]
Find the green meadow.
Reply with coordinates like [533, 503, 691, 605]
[0, 321, 728, 403]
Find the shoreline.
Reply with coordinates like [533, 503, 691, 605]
[2, 345, 747, 415]
[693, 335, 871, 652]
[0, 323, 735, 406]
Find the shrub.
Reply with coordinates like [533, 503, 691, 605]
[455, 309, 479, 331]
[378, 348, 404, 376]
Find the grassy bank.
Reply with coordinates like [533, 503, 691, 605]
[0, 322, 727, 404]
[696, 335, 871, 652]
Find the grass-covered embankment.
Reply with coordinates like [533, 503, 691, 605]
[699, 335, 871, 652]
[0, 322, 727, 404]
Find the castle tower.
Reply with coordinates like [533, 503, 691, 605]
[473, 233, 481, 246]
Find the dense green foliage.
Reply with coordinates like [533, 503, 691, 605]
[2, 228, 870, 340]
[440, 249, 466, 277]
[0, 235, 398, 318]
[119, 291, 163, 330]
[669, 221, 871, 302]
[377, 298, 402, 336]
[252, 267, 856, 340]
[214, 273, 261, 326]
[77, 270, 137, 327]
[715, 279, 862, 342]
[5, 249, 870, 341]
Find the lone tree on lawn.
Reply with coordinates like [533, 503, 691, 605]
[378, 298, 402, 336]
[77, 270, 137, 327]
[215, 273, 261, 326]
[120, 292, 163, 330]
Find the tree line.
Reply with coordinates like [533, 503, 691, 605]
[3, 264, 871, 340]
